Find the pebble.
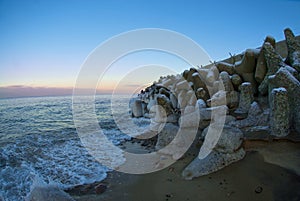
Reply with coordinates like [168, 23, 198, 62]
[95, 183, 107, 194]
[168, 167, 175, 172]
[165, 193, 173, 198]
[255, 186, 263, 194]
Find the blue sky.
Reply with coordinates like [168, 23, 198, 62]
[0, 0, 299, 97]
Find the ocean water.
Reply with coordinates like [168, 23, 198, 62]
[0, 95, 147, 201]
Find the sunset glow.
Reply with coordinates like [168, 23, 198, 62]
[0, 0, 300, 98]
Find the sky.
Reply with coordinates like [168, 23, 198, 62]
[0, 0, 299, 98]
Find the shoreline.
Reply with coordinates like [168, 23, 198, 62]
[67, 139, 300, 201]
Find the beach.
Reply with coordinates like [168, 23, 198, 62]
[68, 140, 300, 201]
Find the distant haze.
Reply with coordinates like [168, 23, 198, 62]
[0, 0, 299, 98]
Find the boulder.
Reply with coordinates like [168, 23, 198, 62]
[26, 186, 74, 201]
[230, 73, 243, 90]
[195, 87, 209, 101]
[198, 66, 219, 86]
[269, 87, 290, 137]
[255, 36, 276, 83]
[230, 101, 269, 129]
[235, 49, 259, 93]
[182, 125, 245, 180]
[215, 61, 235, 75]
[131, 99, 144, 117]
[191, 72, 207, 91]
[155, 123, 179, 150]
[234, 82, 253, 117]
[284, 28, 300, 71]
[258, 42, 295, 95]
[268, 67, 300, 133]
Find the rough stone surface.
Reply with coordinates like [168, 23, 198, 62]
[230, 101, 269, 129]
[269, 67, 300, 133]
[156, 94, 174, 116]
[284, 28, 300, 71]
[219, 71, 234, 92]
[131, 99, 143, 117]
[270, 87, 290, 137]
[26, 186, 75, 201]
[230, 74, 243, 89]
[192, 72, 206, 91]
[169, 93, 178, 109]
[258, 42, 296, 95]
[234, 82, 253, 116]
[195, 87, 209, 101]
[183, 125, 245, 180]
[182, 149, 245, 180]
[197, 99, 207, 109]
[182, 123, 245, 180]
[215, 61, 235, 75]
[255, 36, 276, 83]
[235, 49, 259, 93]
[199, 105, 228, 121]
[131, 28, 300, 181]
[198, 66, 219, 86]
[201, 125, 243, 153]
[155, 123, 179, 150]
[207, 90, 226, 107]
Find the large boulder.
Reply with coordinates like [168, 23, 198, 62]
[155, 123, 179, 150]
[26, 186, 74, 201]
[130, 98, 144, 117]
[182, 125, 245, 180]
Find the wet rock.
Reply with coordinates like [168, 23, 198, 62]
[26, 186, 75, 201]
[131, 99, 144, 117]
[155, 123, 179, 150]
[255, 186, 263, 194]
[147, 98, 157, 111]
[95, 183, 107, 194]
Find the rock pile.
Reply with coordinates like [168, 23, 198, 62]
[130, 28, 300, 179]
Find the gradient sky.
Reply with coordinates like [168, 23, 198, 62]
[0, 0, 300, 97]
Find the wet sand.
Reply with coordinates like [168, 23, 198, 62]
[69, 141, 300, 201]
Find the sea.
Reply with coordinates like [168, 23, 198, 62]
[0, 95, 148, 201]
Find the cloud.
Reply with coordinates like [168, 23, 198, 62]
[123, 84, 143, 88]
[0, 85, 73, 99]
